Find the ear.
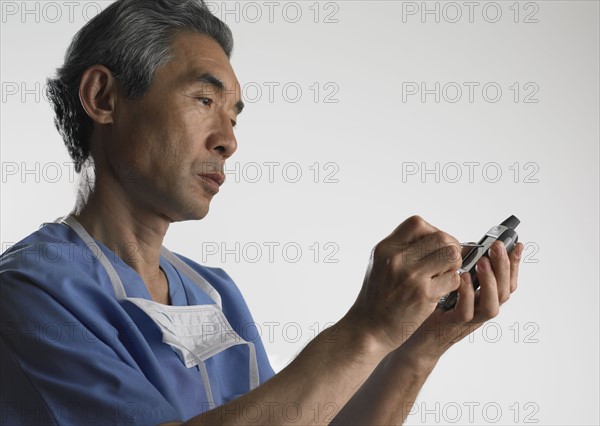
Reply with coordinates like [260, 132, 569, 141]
[79, 65, 119, 125]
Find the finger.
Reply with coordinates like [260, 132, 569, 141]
[461, 243, 476, 259]
[474, 257, 500, 320]
[418, 241, 463, 279]
[451, 272, 475, 323]
[488, 241, 512, 304]
[431, 268, 461, 299]
[415, 231, 461, 260]
[509, 242, 523, 293]
[388, 230, 462, 277]
[386, 215, 439, 244]
[400, 243, 462, 287]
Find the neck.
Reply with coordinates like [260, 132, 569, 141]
[71, 164, 169, 283]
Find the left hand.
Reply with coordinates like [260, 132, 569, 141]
[398, 240, 524, 361]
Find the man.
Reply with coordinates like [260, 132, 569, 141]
[0, 0, 522, 424]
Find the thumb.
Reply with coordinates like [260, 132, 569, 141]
[433, 268, 461, 298]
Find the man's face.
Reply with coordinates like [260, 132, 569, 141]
[103, 31, 242, 222]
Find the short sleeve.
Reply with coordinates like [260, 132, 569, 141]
[0, 258, 181, 425]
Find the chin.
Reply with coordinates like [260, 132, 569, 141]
[166, 189, 212, 222]
[178, 202, 211, 222]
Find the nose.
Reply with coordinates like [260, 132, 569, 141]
[208, 110, 238, 159]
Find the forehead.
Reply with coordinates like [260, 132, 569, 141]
[163, 31, 240, 92]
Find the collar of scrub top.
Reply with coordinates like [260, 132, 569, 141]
[58, 215, 223, 307]
[57, 215, 260, 406]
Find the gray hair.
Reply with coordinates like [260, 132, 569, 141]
[46, 0, 234, 173]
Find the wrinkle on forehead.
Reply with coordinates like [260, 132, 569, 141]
[168, 32, 240, 90]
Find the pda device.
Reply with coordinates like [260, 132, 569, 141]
[439, 215, 520, 310]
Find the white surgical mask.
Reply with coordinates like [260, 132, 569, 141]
[60, 215, 259, 408]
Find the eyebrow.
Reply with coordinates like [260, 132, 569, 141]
[195, 73, 244, 115]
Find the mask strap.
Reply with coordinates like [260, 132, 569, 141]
[60, 215, 127, 300]
[197, 360, 216, 409]
[159, 248, 259, 392]
[160, 247, 222, 308]
[247, 341, 259, 390]
[60, 215, 259, 398]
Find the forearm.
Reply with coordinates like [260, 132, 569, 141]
[330, 343, 440, 426]
[181, 311, 392, 425]
[175, 216, 481, 426]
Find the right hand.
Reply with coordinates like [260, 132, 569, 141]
[348, 216, 463, 352]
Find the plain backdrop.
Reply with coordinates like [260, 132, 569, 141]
[1, 1, 599, 424]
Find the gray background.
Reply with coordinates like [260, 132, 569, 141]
[1, 1, 598, 424]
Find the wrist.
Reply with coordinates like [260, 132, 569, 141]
[339, 308, 396, 362]
[394, 324, 454, 373]
[344, 303, 432, 355]
[389, 340, 442, 375]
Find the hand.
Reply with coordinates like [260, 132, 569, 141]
[400, 240, 524, 361]
[347, 216, 464, 353]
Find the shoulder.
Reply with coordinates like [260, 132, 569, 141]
[1, 221, 119, 309]
[2, 220, 93, 269]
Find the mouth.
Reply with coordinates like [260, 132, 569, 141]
[197, 173, 224, 193]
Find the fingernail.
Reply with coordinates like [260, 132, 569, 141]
[478, 258, 489, 271]
[493, 245, 504, 258]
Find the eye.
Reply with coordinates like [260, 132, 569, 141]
[198, 97, 213, 106]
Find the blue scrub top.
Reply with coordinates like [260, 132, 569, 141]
[0, 221, 275, 425]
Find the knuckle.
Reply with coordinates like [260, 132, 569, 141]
[406, 215, 425, 227]
[433, 232, 460, 254]
[440, 231, 457, 246]
[397, 265, 418, 284]
[498, 291, 510, 304]
[480, 306, 499, 319]
[372, 240, 395, 262]
[431, 231, 447, 246]
[510, 258, 521, 271]
[406, 215, 432, 234]
[456, 310, 473, 323]
[431, 234, 461, 267]
[372, 241, 387, 259]
[496, 255, 511, 272]
[444, 243, 463, 267]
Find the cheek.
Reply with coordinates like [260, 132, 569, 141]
[169, 108, 210, 157]
[112, 99, 207, 180]
[125, 108, 184, 164]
